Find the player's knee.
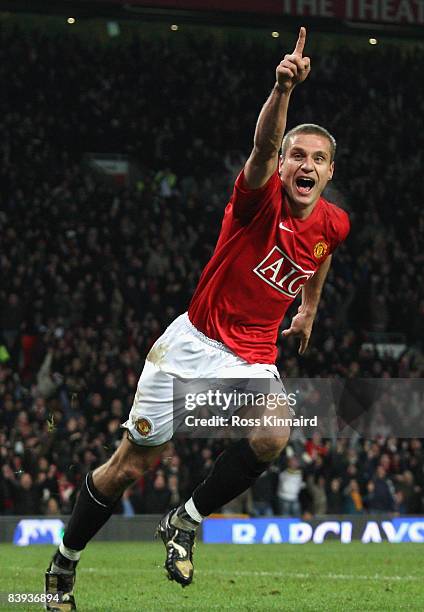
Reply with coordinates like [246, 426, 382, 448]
[250, 435, 289, 462]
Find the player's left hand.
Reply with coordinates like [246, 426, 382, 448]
[281, 305, 314, 354]
[276, 27, 311, 94]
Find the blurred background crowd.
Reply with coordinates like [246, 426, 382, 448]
[1, 23, 423, 517]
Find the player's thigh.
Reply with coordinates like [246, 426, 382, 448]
[121, 359, 178, 447]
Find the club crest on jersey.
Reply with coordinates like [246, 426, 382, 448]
[253, 246, 314, 298]
[135, 417, 153, 437]
[313, 241, 328, 259]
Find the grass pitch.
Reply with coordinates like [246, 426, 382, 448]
[0, 541, 423, 611]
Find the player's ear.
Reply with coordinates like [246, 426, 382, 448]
[278, 154, 284, 175]
[328, 161, 334, 181]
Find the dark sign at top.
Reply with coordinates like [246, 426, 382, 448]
[91, 0, 424, 26]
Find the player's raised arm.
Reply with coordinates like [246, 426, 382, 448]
[244, 27, 311, 190]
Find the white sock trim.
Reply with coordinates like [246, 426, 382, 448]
[59, 542, 81, 562]
[85, 473, 108, 508]
[185, 497, 204, 523]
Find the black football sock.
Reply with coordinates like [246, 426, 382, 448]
[62, 471, 121, 552]
[192, 439, 270, 516]
[50, 550, 78, 575]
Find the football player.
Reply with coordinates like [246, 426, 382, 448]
[45, 27, 349, 608]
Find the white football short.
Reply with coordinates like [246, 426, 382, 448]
[121, 312, 283, 446]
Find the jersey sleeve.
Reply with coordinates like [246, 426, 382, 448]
[329, 208, 350, 252]
[230, 169, 280, 222]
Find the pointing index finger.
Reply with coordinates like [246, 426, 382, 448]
[293, 26, 306, 56]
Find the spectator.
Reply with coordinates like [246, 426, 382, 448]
[305, 433, 329, 460]
[277, 458, 303, 516]
[251, 468, 276, 517]
[3, 469, 42, 515]
[307, 475, 327, 516]
[394, 490, 407, 514]
[326, 478, 343, 514]
[167, 474, 182, 509]
[365, 467, 396, 513]
[395, 470, 422, 514]
[121, 488, 136, 517]
[343, 479, 363, 514]
[142, 473, 171, 514]
[0, 293, 24, 354]
[57, 474, 76, 514]
[45, 497, 60, 516]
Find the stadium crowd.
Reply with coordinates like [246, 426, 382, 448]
[1, 25, 423, 516]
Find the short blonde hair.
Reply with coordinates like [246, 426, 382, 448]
[281, 123, 336, 162]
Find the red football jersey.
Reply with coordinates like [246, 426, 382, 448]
[188, 169, 350, 364]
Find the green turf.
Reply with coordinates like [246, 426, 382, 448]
[0, 542, 423, 611]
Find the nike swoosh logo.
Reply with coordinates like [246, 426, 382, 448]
[279, 222, 294, 233]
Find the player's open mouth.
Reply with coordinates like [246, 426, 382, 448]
[295, 177, 315, 194]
